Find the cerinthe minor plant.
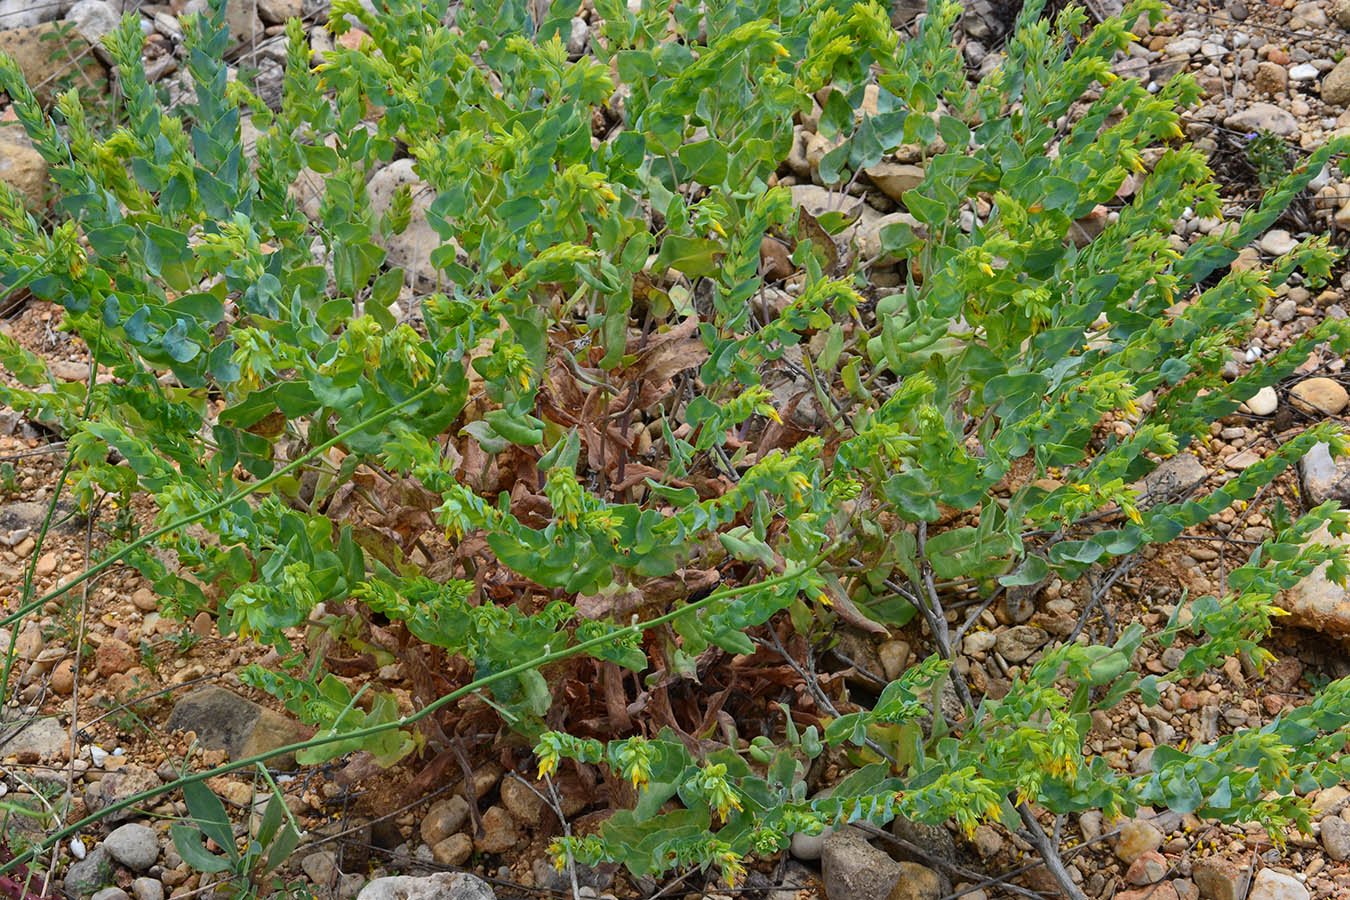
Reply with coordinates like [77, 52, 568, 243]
[2, 0, 1350, 893]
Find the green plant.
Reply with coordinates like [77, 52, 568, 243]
[172, 768, 303, 900]
[2, 0, 1350, 894]
[1243, 128, 1293, 190]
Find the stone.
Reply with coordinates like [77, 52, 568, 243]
[500, 776, 545, 827]
[420, 795, 471, 846]
[792, 184, 864, 221]
[1192, 857, 1251, 900]
[1321, 814, 1350, 860]
[33, 551, 57, 578]
[994, 625, 1048, 663]
[1271, 299, 1298, 322]
[1133, 453, 1206, 505]
[95, 638, 136, 677]
[1127, 850, 1168, 884]
[84, 766, 163, 823]
[1110, 819, 1163, 863]
[1258, 229, 1298, 256]
[889, 815, 958, 867]
[65, 846, 113, 896]
[1246, 385, 1278, 416]
[91, 889, 129, 900]
[302, 849, 338, 886]
[865, 162, 925, 203]
[131, 588, 158, 612]
[130, 878, 163, 900]
[1119, 885, 1180, 900]
[1165, 37, 1202, 56]
[1337, 0, 1350, 27]
[1312, 784, 1350, 815]
[431, 833, 473, 866]
[821, 830, 906, 900]
[51, 658, 76, 694]
[1289, 63, 1319, 81]
[103, 823, 159, 871]
[1224, 449, 1261, 470]
[884, 863, 943, 900]
[790, 829, 825, 861]
[357, 872, 495, 900]
[858, 211, 923, 264]
[971, 825, 1003, 859]
[0, 715, 68, 759]
[0, 127, 47, 208]
[1326, 57, 1350, 107]
[472, 806, 519, 855]
[65, 0, 120, 61]
[565, 16, 589, 58]
[256, 0, 301, 24]
[1254, 61, 1288, 93]
[0, 24, 105, 106]
[879, 640, 911, 681]
[366, 158, 458, 293]
[1247, 868, 1307, 900]
[0, 0, 62, 27]
[1289, 377, 1349, 415]
[166, 686, 311, 768]
[1301, 442, 1350, 504]
[1223, 103, 1299, 137]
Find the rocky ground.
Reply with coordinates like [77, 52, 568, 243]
[4, 0, 1350, 900]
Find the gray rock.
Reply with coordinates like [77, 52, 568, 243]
[302, 849, 338, 886]
[1246, 385, 1278, 415]
[864, 161, 925, 203]
[92, 890, 129, 900]
[0, 127, 48, 209]
[1301, 442, 1350, 504]
[1193, 857, 1250, 900]
[0, 0, 60, 27]
[1223, 103, 1300, 136]
[65, 0, 119, 61]
[995, 625, 1048, 663]
[791, 184, 863, 221]
[366, 159, 462, 294]
[888, 815, 958, 867]
[0, 715, 68, 759]
[103, 823, 159, 871]
[1132, 453, 1207, 506]
[1247, 868, 1308, 900]
[1281, 523, 1350, 637]
[64, 846, 113, 897]
[1259, 229, 1298, 256]
[1322, 815, 1350, 860]
[821, 831, 905, 900]
[566, 16, 589, 58]
[1325, 56, 1350, 106]
[166, 686, 309, 768]
[420, 795, 471, 846]
[530, 857, 613, 893]
[131, 878, 164, 900]
[256, 0, 300, 24]
[83, 766, 163, 823]
[789, 829, 825, 861]
[1290, 63, 1319, 81]
[357, 872, 495, 900]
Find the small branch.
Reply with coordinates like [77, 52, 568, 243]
[1017, 803, 1089, 900]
